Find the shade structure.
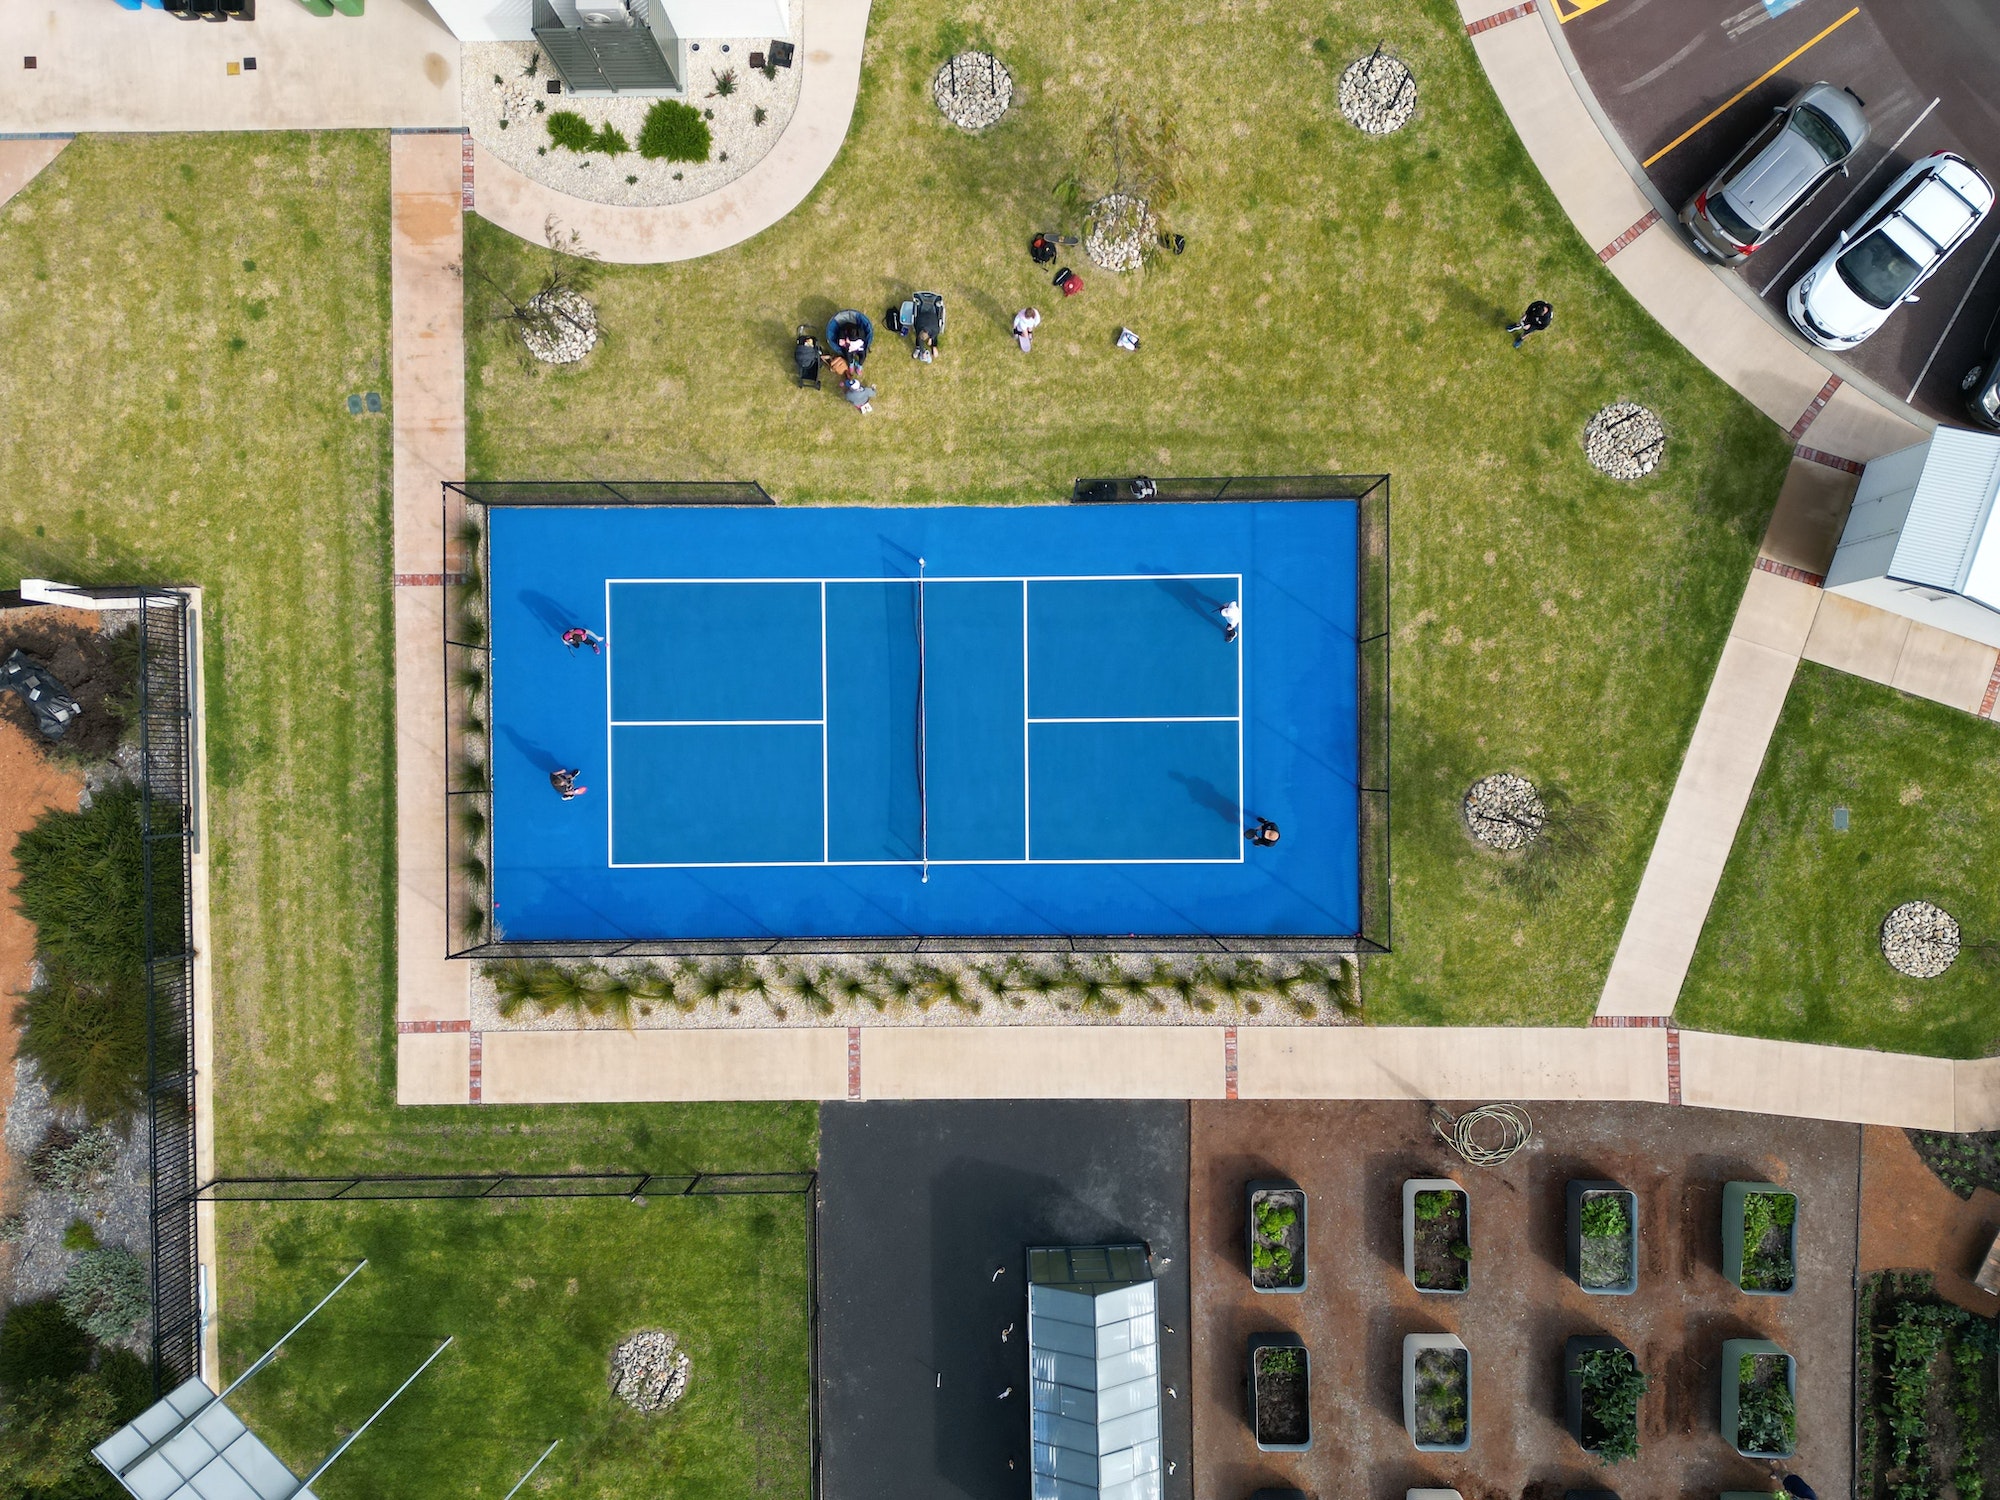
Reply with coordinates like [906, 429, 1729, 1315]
[1026, 1245, 1162, 1500]
[92, 1379, 319, 1500]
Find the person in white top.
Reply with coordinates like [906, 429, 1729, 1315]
[1011, 307, 1041, 352]
[1218, 599, 1241, 642]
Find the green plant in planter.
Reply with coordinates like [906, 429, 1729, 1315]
[1581, 1194, 1629, 1239]
[546, 110, 596, 152]
[1415, 1189, 1452, 1223]
[1255, 1200, 1296, 1239]
[1251, 1241, 1292, 1275]
[1742, 1191, 1797, 1291]
[1577, 1347, 1647, 1463]
[1736, 1354, 1796, 1456]
[639, 99, 712, 162]
[1259, 1346, 1303, 1375]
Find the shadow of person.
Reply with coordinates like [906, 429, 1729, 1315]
[1169, 771, 1239, 825]
[500, 724, 563, 776]
[1151, 575, 1229, 623]
[519, 590, 584, 637]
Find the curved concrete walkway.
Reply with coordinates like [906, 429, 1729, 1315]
[473, 0, 870, 264]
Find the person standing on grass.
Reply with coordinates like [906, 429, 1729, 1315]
[561, 626, 602, 655]
[550, 767, 587, 801]
[1217, 599, 1241, 643]
[1246, 817, 1280, 847]
[1012, 307, 1041, 352]
[1508, 299, 1553, 349]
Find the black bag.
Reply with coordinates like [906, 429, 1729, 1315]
[1030, 233, 1057, 265]
[884, 305, 904, 335]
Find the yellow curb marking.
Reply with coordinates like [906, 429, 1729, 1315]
[1552, 0, 1620, 21]
[1642, 7, 1860, 167]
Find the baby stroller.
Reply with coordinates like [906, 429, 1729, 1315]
[793, 325, 823, 389]
[826, 310, 875, 371]
[895, 291, 946, 362]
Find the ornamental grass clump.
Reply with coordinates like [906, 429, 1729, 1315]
[638, 99, 712, 162]
[546, 110, 596, 152]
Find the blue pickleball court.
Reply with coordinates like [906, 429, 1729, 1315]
[486, 498, 1365, 942]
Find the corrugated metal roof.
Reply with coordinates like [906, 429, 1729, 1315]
[1027, 1246, 1162, 1500]
[1888, 427, 2000, 598]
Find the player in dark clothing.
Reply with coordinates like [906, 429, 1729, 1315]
[1246, 817, 1280, 846]
[1509, 299, 1553, 349]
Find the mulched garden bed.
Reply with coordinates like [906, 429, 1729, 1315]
[0, 612, 138, 763]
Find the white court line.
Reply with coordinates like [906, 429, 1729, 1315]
[1236, 572, 1246, 864]
[820, 582, 829, 864]
[607, 572, 1237, 586]
[1028, 715, 1239, 724]
[1021, 579, 1031, 862]
[610, 856, 1247, 869]
[603, 576, 616, 869]
[611, 718, 825, 727]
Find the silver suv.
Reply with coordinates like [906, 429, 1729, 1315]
[1680, 83, 1869, 262]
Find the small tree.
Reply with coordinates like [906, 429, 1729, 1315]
[1053, 103, 1187, 257]
[469, 215, 601, 359]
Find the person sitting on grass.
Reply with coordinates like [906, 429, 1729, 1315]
[842, 376, 876, 414]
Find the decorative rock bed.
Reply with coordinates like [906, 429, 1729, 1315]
[1463, 773, 1546, 851]
[1583, 403, 1667, 480]
[610, 1329, 691, 1411]
[1339, 51, 1417, 135]
[519, 289, 599, 365]
[1881, 900, 1960, 978]
[933, 51, 1012, 131]
[1085, 193, 1155, 273]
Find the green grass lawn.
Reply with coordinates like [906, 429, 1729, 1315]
[0, 133, 813, 1175]
[219, 1194, 809, 1500]
[464, 0, 1791, 1022]
[1678, 664, 2000, 1058]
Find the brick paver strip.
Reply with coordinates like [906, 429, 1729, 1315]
[391, 572, 466, 588]
[1466, 1, 1537, 36]
[1596, 207, 1660, 262]
[1787, 374, 1844, 440]
[1981, 657, 2000, 718]
[397, 1018, 473, 1034]
[1755, 556, 1826, 588]
[1666, 1026, 1682, 1106]
[1223, 1027, 1238, 1100]
[460, 130, 475, 212]
[847, 1027, 862, 1100]
[1793, 443, 1864, 475]
[469, 1031, 483, 1103]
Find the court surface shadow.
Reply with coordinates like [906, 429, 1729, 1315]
[820, 1101, 1193, 1500]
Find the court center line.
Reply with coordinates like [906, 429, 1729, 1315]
[821, 581, 829, 864]
[1906, 222, 2000, 402]
[610, 718, 826, 727]
[1236, 573, 1246, 864]
[604, 577, 615, 871]
[606, 572, 1238, 586]
[1021, 580, 1032, 862]
[1756, 96, 1941, 296]
[1641, 7, 1859, 168]
[608, 856, 1248, 869]
[1027, 715, 1240, 724]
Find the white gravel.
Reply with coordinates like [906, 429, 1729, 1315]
[518, 287, 599, 364]
[1339, 52, 1417, 135]
[1085, 193, 1155, 274]
[933, 51, 1013, 131]
[611, 1328, 691, 1410]
[462, 1, 802, 210]
[1463, 773, 1546, 851]
[1881, 900, 1959, 978]
[1583, 403, 1667, 480]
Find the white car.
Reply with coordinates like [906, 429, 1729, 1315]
[1787, 151, 1993, 349]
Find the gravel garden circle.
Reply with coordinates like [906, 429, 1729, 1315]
[610, 1329, 691, 1411]
[520, 289, 599, 365]
[1880, 900, 1960, 978]
[1463, 773, 1546, 851]
[1583, 403, 1667, 480]
[1085, 193, 1155, 273]
[1338, 52, 1417, 135]
[933, 51, 1013, 131]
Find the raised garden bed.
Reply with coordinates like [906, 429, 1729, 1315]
[1403, 1178, 1469, 1293]
[1247, 1180, 1306, 1293]
[1722, 1338, 1796, 1458]
[1565, 1335, 1646, 1464]
[1567, 1180, 1638, 1295]
[1403, 1332, 1470, 1452]
[1250, 1333, 1311, 1452]
[1723, 1181, 1797, 1295]
[1856, 1271, 2000, 1500]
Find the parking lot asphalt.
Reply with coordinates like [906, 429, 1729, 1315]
[1561, 0, 2000, 423]
[818, 1102, 1193, 1500]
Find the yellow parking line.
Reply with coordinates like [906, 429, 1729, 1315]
[1641, 6, 1860, 167]
[1553, 0, 1620, 22]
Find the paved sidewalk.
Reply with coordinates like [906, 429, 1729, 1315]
[387, 132, 473, 1105]
[0, 138, 69, 213]
[472, 0, 869, 263]
[1456, 0, 1925, 464]
[0, 3, 459, 133]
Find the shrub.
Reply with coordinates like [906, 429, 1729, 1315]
[30, 1125, 119, 1193]
[753, 105, 768, 126]
[1577, 1347, 1647, 1464]
[12, 783, 147, 979]
[60, 1249, 149, 1342]
[546, 110, 596, 151]
[638, 99, 711, 162]
[709, 66, 737, 97]
[1581, 1193, 1628, 1239]
[0, 1370, 118, 1494]
[1415, 1189, 1452, 1223]
[96, 1347, 151, 1424]
[0, 1301, 93, 1392]
[61, 1221, 100, 1253]
[17, 966, 149, 1123]
[593, 124, 630, 156]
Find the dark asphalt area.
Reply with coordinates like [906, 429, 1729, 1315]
[1562, 0, 2000, 423]
[818, 1102, 1193, 1500]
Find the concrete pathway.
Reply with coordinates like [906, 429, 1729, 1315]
[0, 2, 459, 133]
[461, 1018, 2000, 1128]
[387, 132, 474, 1105]
[1457, 0, 1925, 465]
[0, 138, 68, 212]
[472, 0, 869, 263]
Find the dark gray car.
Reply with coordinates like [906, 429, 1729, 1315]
[1680, 83, 1869, 262]
[1963, 317, 2000, 429]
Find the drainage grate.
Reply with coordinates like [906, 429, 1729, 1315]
[1832, 806, 1849, 832]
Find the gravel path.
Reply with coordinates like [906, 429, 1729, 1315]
[463, 0, 802, 210]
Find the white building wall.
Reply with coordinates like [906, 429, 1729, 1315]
[1826, 574, 2000, 650]
[1826, 440, 1928, 590]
